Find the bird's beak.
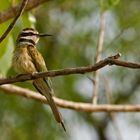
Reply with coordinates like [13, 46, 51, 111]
[38, 33, 53, 37]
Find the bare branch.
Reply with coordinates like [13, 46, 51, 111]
[0, 84, 140, 112]
[0, 54, 140, 85]
[0, 0, 50, 24]
[92, 11, 106, 104]
[0, 0, 29, 43]
[103, 76, 123, 140]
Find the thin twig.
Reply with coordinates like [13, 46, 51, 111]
[103, 76, 123, 140]
[0, 0, 50, 24]
[0, 54, 140, 85]
[106, 29, 124, 50]
[92, 11, 106, 104]
[0, 0, 29, 43]
[0, 84, 140, 112]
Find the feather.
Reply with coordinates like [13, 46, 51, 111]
[27, 46, 66, 131]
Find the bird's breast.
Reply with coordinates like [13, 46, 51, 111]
[12, 47, 37, 74]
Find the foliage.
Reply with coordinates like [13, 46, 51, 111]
[0, 0, 140, 140]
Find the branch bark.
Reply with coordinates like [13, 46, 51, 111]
[0, 0, 50, 24]
[92, 11, 106, 104]
[0, 54, 140, 85]
[0, 84, 140, 112]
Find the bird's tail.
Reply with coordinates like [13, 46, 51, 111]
[33, 78, 66, 131]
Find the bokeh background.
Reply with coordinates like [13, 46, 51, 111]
[0, 0, 140, 140]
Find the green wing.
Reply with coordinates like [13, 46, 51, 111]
[27, 45, 47, 72]
[27, 46, 53, 93]
[27, 46, 65, 130]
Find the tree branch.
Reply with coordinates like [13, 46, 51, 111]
[0, 0, 50, 24]
[0, 0, 29, 43]
[0, 54, 140, 85]
[92, 11, 106, 104]
[0, 84, 140, 112]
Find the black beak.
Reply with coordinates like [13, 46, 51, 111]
[38, 33, 53, 37]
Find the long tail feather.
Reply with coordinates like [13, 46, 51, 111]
[33, 79, 66, 131]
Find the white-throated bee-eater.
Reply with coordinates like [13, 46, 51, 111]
[12, 28, 66, 131]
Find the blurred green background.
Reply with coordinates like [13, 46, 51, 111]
[0, 0, 140, 140]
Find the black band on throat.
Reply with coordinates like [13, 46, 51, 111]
[19, 38, 36, 46]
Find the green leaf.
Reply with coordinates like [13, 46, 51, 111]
[0, 37, 9, 58]
[100, 0, 120, 11]
[0, 0, 10, 10]
[0, 36, 14, 76]
[22, 13, 32, 27]
[0, 21, 11, 58]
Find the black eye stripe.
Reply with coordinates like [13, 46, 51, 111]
[20, 32, 38, 36]
[19, 38, 36, 46]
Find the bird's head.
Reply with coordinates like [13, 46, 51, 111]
[16, 28, 52, 47]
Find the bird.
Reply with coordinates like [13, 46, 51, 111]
[12, 28, 66, 131]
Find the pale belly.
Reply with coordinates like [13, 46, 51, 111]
[12, 47, 37, 74]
